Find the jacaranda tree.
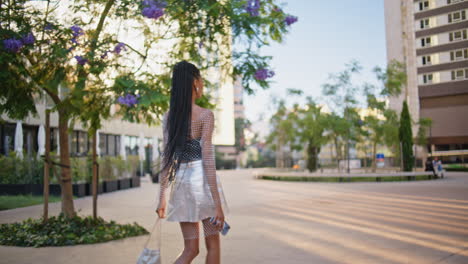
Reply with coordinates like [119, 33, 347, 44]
[1, 0, 298, 218]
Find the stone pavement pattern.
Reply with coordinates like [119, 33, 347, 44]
[0, 171, 467, 264]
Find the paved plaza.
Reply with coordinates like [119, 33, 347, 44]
[0, 170, 467, 264]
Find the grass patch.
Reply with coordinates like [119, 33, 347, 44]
[260, 174, 437, 183]
[445, 167, 468, 172]
[0, 213, 148, 247]
[0, 195, 62, 211]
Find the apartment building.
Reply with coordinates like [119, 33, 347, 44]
[384, 0, 468, 163]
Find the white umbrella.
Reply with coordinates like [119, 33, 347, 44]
[14, 121, 23, 159]
[139, 133, 145, 176]
[120, 134, 127, 161]
[37, 125, 45, 158]
[138, 133, 145, 161]
[96, 130, 100, 157]
[152, 136, 159, 161]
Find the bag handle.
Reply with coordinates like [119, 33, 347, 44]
[144, 215, 162, 248]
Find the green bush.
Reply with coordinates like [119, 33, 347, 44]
[0, 213, 148, 247]
[0, 153, 44, 184]
[0, 154, 138, 185]
[399, 101, 414, 171]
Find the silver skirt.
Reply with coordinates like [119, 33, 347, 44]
[166, 159, 229, 222]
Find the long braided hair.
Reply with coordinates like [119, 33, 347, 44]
[158, 61, 201, 184]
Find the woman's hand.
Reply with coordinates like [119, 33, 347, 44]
[156, 199, 167, 218]
[211, 206, 225, 231]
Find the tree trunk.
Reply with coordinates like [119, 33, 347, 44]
[58, 110, 76, 217]
[371, 142, 377, 173]
[307, 142, 319, 172]
[92, 132, 98, 219]
[333, 137, 341, 171]
[43, 110, 50, 223]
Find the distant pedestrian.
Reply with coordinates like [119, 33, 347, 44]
[425, 157, 435, 176]
[434, 157, 444, 178]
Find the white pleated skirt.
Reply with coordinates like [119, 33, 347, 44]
[166, 159, 229, 222]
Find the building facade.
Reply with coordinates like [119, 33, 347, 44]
[384, 0, 468, 163]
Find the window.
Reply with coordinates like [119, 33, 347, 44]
[420, 19, 430, 29]
[421, 37, 432, 47]
[99, 133, 107, 156]
[448, 0, 465, 4]
[50, 128, 58, 153]
[115, 135, 121, 156]
[449, 29, 467, 42]
[1, 123, 16, 155]
[71, 131, 79, 155]
[108, 134, 116, 156]
[451, 68, 468, 80]
[448, 10, 466, 23]
[419, 1, 430, 11]
[78, 131, 88, 155]
[423, 73, 433, 84]
[422, 55, 432, 65]
[450, 49, 468, 61]
[127, 136, 138, 155]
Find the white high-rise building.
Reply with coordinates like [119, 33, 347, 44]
[384, 0, 468, 162]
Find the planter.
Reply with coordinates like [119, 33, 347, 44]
[85, 182, 103, 196]
[118, 178, 131, 190]
[73, 183, 87, 197]
[151, 172, 160, 183]
[131, 176, 140, 188]
[103, 180, 118, 193]
[0, 183, 87, 197]
[0, 184, 28, 195]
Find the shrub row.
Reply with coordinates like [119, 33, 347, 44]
[0, 153, 140, 184]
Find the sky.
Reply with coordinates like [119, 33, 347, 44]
[239, 0, 388, 139]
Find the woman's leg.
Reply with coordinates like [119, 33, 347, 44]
[175, 222, 200, 264]
[202, 217, 220, 264]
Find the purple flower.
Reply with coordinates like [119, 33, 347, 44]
[3, 38, 23, 53]
[70, 25, 84, 37]
[74, 55, 88, 65]
[245, 0, 260, 17]
[284, 15, 298, 26]
[21, 32, 35, 45]
[117, 94, 139, 107]
[198, 41, 203, 49]
[113, 42, 126, 54]
[70, 25, 84, 45]
[142, 0, 166, 19]
[254, 68, 275, 80]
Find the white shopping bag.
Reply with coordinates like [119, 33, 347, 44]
[137, 216, 162, 264]
[137, 248, 161, 264]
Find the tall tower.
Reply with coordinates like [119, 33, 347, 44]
[384, 0, 468, 160]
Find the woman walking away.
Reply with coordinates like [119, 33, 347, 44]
[156, 61, 229, 264]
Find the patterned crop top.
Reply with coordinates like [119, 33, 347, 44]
[175, 138, 203, 162]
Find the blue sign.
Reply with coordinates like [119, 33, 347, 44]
[376, 153, 384, 159]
